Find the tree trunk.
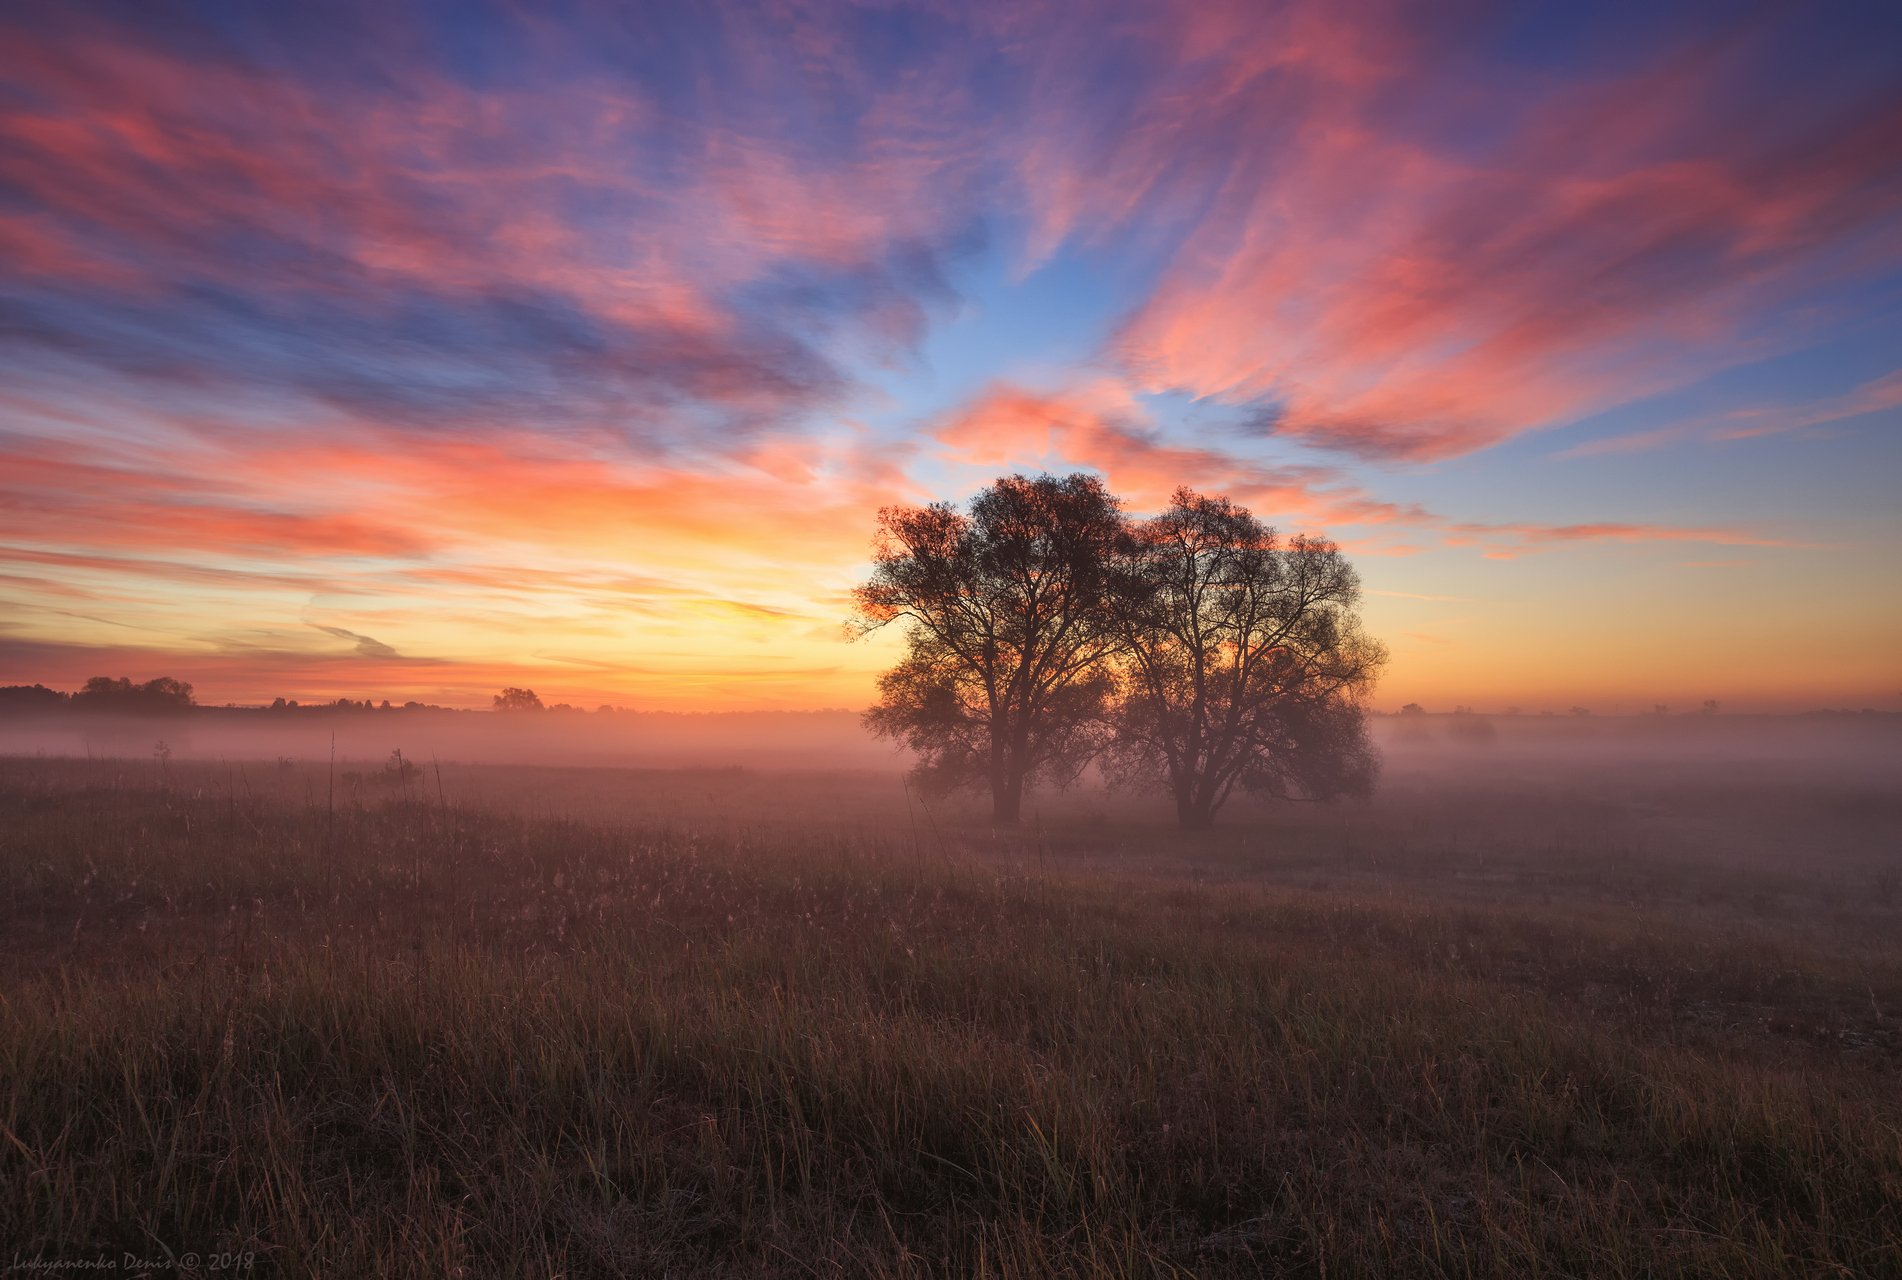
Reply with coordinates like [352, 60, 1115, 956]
[1175, 782, 1217, 830]
[1174, 789, 1196, 827]
[992, 771, 1023, 823]
[989, 722, 1029, 823]
[987, 723, 1014, 824]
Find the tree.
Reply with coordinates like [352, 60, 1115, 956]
[0, 684, 67, 712]
[73, 675, 194, 714]
[493, 687, 545, 712]
[77, 676, 135, 704]
[853, 473, 1124, 823]
[1104, 488, 1385, 829]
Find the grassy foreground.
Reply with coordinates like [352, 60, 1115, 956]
[1, 762, 1898, 1277]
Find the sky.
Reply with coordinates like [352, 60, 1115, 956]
[2, 0, 1899, 714]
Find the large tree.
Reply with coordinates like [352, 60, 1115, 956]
[852, 473, 1124, 823]
[1106, 488, 1384, 829]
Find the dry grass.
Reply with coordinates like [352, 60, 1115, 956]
[1, 755, 1898, 1277]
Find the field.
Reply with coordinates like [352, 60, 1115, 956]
[2, 721, 1900, 1277]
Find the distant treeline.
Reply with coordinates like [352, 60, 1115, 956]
[0, 679, 606, 717]
[1, 676, 199, 716]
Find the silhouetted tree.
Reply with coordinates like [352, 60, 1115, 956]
[0, 684, 67, 712]
[493, 687, 545, 712]
[853, 473, 1124, 823]
[1103, 489, 1385, 829]
[72, 675, 194, 715]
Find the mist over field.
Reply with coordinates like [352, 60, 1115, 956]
[0, 707, 894, 773]
[4, 704, 1895, 888]
[3, 702, 1894, 783]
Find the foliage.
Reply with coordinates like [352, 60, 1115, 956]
[494, 687, 546, 712]
[69, 675, 195, 714]
[1105, 489, 1384, 827]
[855, 475, 1385, 827]
[0, 683, 68, 712]
[853, 474, 1125, 821]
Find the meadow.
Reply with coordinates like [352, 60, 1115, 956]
[2, 719, 1899, 1277]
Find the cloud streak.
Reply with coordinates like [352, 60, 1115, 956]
[930, 379, 1806, 558]
[1014, 2, 1902, 460]
[0, 4, 987, 446]
[310, 625, 404, 661]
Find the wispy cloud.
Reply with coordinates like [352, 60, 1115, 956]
[932, 379, 1431, 528]
[1015, 4, 1902, 460]
[1712, 370, 1902, 442]
[0, 7, 982, 446]
[309, 624, 404, 661]
[1561, 368, 1902, 457]
[930, 378, 1811, 558]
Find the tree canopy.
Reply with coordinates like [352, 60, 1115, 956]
[69, 676, 196, 715]
[493, 688, 546, 712]
[854, 475, 1385, 828]
[1105, 489, 1384, 828]
[852, 473, 1125, 823]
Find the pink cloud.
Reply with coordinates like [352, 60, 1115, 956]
[0, 15, 987, 436]
[1008, 3, 1902, 461]
[932, 379, 1429, 528]
[927, 379, 1808, 557]
[1713, 369, 1902, 441]
[1450, 522, 1808, 561]
[1562, 367, 1902, 456]
[0, 417, 921, 589]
